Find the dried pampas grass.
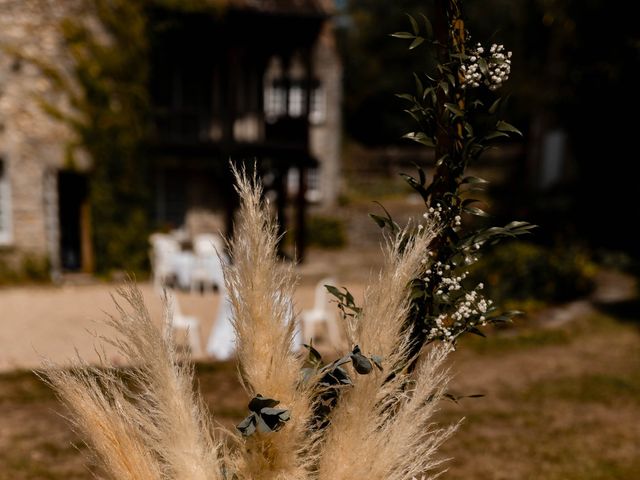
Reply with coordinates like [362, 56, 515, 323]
[42, 165, 458, 480]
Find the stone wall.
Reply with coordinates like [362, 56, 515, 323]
[310, 20, 342, 209]
[0, 0, 78, 271]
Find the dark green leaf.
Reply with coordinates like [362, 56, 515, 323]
[237, 414, 257, 436]
[255, 414, 272, 433]
[484, 131, 510, 141]
[419, 13, 433, 38]
[409, 37, 425, 50]
[468, 327, 486, 337]
[488, 97, 502, 115]
[351, 352, 373, 374]
[413, 73, 424, 96]
[477, 57, 489, 76]
[414, 163, 427, 186]
[406, 13, 419, 35]
[369, 214, 386, 229]
[248, 394, 279, 412]
[395, 93, 415, 102]
[463, 206, 490, 217]
[439, 81, 449, 96]
[391, 32, 415, 39]
[370, 355, 384, 371]
[403, 131, 436, 147]
[325, 285, 345, 300]
[303, 342, 322, 364]
[496, 120, 522, 136]
[444, 103, 463, 117]
[461, 176, 489, 186]
[261, 407, 289, 417]
[403, 108, 422, 123]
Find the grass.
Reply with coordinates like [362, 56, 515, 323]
[1, 311, 639, 479]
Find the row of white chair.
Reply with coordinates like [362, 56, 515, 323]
[166, 277, 342, 359]
[150, 233, 226, 293]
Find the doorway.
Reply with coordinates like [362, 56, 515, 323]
[58, 172, 93, 272]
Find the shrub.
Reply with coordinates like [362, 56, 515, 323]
[306, 215, 347, 249]
[471, 242, 596, 305]
[0, 254, 50, 285]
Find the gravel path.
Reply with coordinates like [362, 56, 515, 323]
[0, 245, 383, 372]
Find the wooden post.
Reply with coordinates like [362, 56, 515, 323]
[80, 199, 94, 273]
[295, 166, 307, 262]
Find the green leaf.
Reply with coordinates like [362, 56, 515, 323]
[414, 163, 427, 186]
[403, 131, 436, 147]
[413, 73, 424, 96]
[369, 202, 398, 234]
[461, 176, 489, 186]
[409, 36, 425, 50]
[439, 81, 449, 96]
[255, 414, 272, 433]
[444, 103, 463, 117]
[303, 342, 323, 364]
[468, 327, 486, 337]
[477, 57, 489, 76]
[436, 154, 449, 166]
[351, 353, 373, 375]
[370, 355, 384, 371]
[488, 97, 502, 115]
[446, 72, 455, 85]
[395, 93, 415, 102]
[237, 414, 257, 436]
[391, 32, 415, 39]
[463, 206, 490, 217]
[248, 395, 280, 412]
[400, 173, 429, 198]
[325, 284, 345, 300]
[484, 131, 510, 141]
[419, 13, 433, 38]
[496, 120, 523, 136]
[406, 13, 419, 35]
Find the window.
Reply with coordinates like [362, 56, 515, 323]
[0, 158, 13, 245]
[288, 84, 305, 118]
[287, 167, 322, 203]
[264, 57, 287, 122]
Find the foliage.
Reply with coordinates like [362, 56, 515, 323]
[470, 242, 596, 305]
[306, 215, 347, 249]
[0, 254, 50, 285]
[343, 0, 638, 256]
[330, 2, 535, 360]
[30, 0, 152, 274]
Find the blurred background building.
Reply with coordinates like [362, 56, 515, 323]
[0, 0, 638, 281]
[0, 0, 341, 277]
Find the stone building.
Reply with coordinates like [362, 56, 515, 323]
[0, 0, 342, 276]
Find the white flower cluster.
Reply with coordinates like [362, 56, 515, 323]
[460, 42, 512, 91]
[424, 259, 494, 341]
[420, 203, 461, 231]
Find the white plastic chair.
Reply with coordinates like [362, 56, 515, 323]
[193, 233, 224, 257]
[167, 290, 202, 356]
[300, 277, 342, 348]
[190, 233, 226, 293]
[149, 233, 179, 290]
